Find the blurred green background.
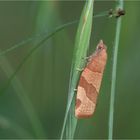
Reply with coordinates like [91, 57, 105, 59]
[0, 0, 140, 139]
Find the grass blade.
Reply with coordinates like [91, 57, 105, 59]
[108, 0, 124, 139]
[60, 0, 94, 139]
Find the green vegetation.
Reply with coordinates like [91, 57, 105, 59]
[0, 1, 140, 139]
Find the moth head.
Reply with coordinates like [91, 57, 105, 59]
[95, 40, 107, 60]
[96, 40, 106, 52]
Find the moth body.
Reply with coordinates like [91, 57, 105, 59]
[75, 40, 107, 118]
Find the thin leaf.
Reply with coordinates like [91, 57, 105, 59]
[60, 0, 94, 139]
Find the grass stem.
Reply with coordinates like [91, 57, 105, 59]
[108, 0, 124, 139]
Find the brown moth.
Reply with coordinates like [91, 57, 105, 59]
[75, 40, 107, 118]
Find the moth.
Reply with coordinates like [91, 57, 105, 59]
[75, 40, 107, 118]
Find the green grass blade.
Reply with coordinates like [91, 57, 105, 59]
[60, 0, 94, 139]
[108, 0, 124, 139]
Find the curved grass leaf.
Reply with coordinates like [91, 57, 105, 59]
[0, 11, 108, 57]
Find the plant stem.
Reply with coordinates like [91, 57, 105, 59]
[108, 0, 124, 139]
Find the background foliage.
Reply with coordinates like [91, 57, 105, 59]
[0, 1, 140, 139]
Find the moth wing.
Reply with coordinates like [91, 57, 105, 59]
[75, 68, 99, 118]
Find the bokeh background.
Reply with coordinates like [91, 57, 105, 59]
[0, 0, 140, 139]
